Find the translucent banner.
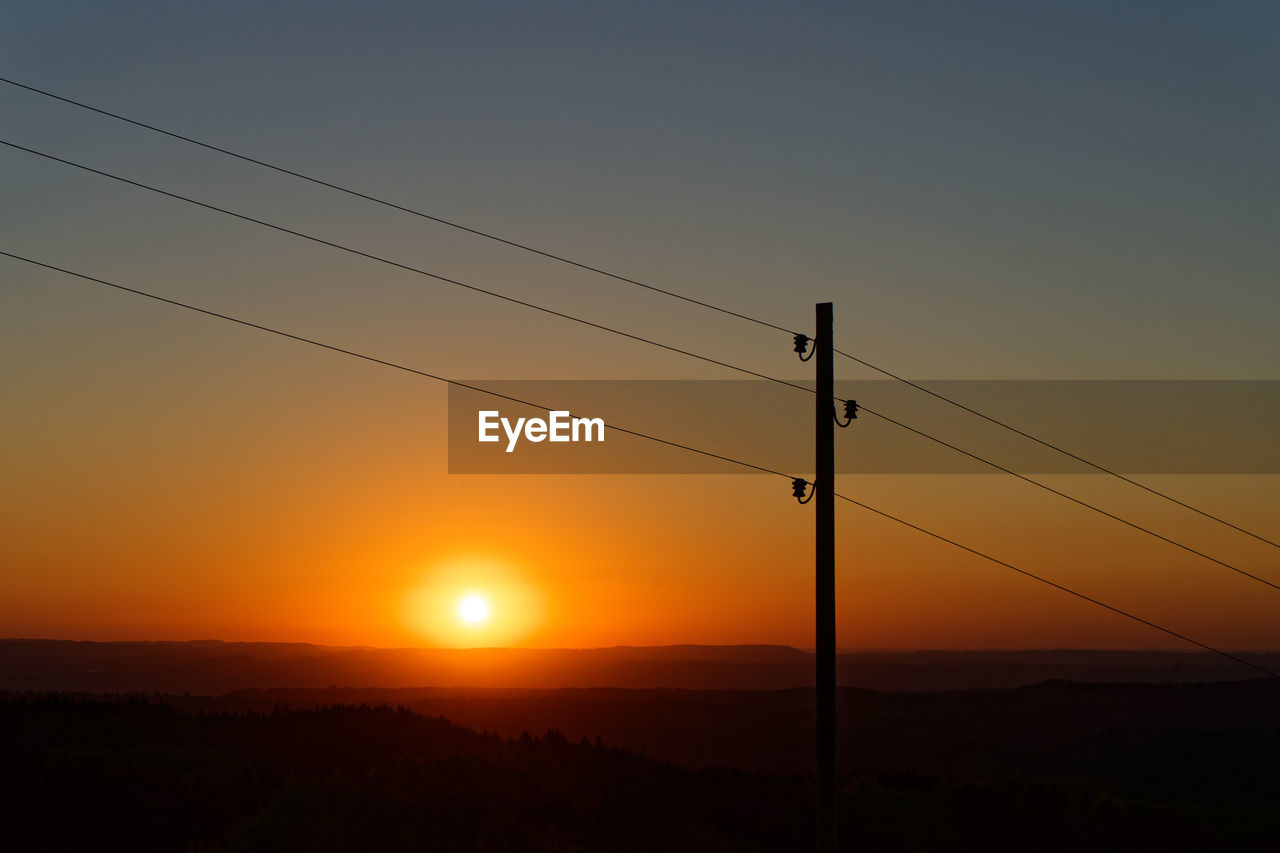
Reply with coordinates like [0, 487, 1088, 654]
[447, 380, 1280, 474]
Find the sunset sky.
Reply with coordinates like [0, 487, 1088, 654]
[3, 1, 1279, 651]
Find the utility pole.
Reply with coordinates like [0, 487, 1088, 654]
[815, 301, 836, 852]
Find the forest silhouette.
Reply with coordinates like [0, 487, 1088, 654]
[4, 682, 1279, 852]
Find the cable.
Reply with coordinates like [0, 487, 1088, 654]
[0, 139, 813, 398]
[857, 404, 1280, 593]
[4, 248, 1274, 681]
[836, 350, 1280, 551]
[0, 250, 792, 479]
[0, 75, 798, 336]
[7, 136, 1276, 598]
[9, 136, 1277, 600]
[5, 75, 1273, 549]
[832, 493, 1280, 680]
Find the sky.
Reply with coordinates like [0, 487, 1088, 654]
[2, 1, 1279, 651]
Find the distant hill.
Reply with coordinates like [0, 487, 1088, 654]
[139, 678, 1280, 779]
[1, 639, 1276, 693]
[4, 686, 1280, 851]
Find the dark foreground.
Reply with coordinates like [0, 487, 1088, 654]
[2, 684, 1279, 852]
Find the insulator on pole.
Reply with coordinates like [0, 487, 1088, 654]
[792, 478, 814, 504]
[836, 399, 859, 428]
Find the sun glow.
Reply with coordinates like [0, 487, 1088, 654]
[403, 558, 543, 647]
[459, 595, 488, 623]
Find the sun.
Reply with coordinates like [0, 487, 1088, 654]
[404, 559, 542, 646]
[458, 595, 489, 624]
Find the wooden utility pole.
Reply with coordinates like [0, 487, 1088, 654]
[815, 302, 836, 852]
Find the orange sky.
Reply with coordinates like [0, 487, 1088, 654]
[3, 330, 1278, 651]
[4, 4, 1280, 653]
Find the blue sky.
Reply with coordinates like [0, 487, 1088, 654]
[5, 0, 1277, 379]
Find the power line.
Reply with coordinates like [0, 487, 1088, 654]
[0, 75, 797, 336]
[0, 138, 811, 396]
[4, 248, 1275, 681]
[5, 75, 1274, 551]
[833, 493, 1280, 681]
[858, 404, 1280, 594]
[8, 136, 1278, 602]
[0, 250, 792, 479]
[6, 136, 1277, 598]
[835, 350, 1280, 551]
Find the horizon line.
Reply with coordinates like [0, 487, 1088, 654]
[3, 637, 1276, 655]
